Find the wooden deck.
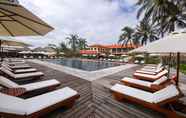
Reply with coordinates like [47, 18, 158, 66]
[27, 62, 167, 118]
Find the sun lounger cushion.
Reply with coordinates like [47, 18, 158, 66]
[25, 87, 77, 115]
[152, 76, 168, 85]
[0, 92, 26, 115]
[111, 84, 153, 103]
[136, 70, 157, 75]
[14, 68, 37, 73]
[0, 67, 44, 79]
[0, 76, 60, 92]
[134, 70, 168, 80]
[141, 66, 163, 73]
[143, 63, 162, 70]
[121, 77, 151, 87]
[153, 85, 179, 103]
[0, 87, 78, 115]
[111, 84, 179, 104]
[0, 76, 19, 88]
[122, 76, 169, 87]
[20, 79, 60, 91]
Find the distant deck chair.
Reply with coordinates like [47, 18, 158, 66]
[111, 84, 184, 118]
[0, 76, 60, 95]
[2, 64, 37, 74]
[0, 87, 80, 118]
[0, 67, 44, 81]
[135, 66, 164, 75]
[3, 63, 31, 70]
[121, 76, 172, 92]
[142, 63, 163, 70]
[133, 69, 168, 81]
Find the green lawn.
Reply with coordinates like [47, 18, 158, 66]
[180, 64, 186, 75]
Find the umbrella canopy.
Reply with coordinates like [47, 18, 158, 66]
[121, 54, 128, 57]
[130, 30, 186, 86]
[0, 38, 31, 47]
[109, 54, 115, 57]
[0, 38, 31, 60]
[18, 50, 32, 54]
[130, 31, 186, 54]
[135, 54, 144, 58]
[0, 1, 54, 36]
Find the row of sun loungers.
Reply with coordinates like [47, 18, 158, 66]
[110, 63, 185, 117]
[0, 59, 80, 118]
[0, 61, 44, 81]
[0, 59, 184, 117]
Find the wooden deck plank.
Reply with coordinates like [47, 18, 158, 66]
[27, 62, 166, 118]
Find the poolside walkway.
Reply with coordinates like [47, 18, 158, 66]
[27, 61, 166, 118]
[28, 59, 137, 81]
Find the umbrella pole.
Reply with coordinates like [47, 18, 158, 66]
[176, 52, 180, 86]
[0, 40, 2, 62]
[168, 53, 171, 79]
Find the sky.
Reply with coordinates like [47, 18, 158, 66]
[17, 0, 138, 47]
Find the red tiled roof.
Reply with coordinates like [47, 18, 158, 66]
[80, 50, 98, 54]
[89, 44, 107, 48]
[89, 44, 139, 49]
[105, 44, 139, 48]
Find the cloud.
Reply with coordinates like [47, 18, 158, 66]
[18, 0, 138, 47]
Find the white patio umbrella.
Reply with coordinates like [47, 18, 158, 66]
[135, 54, 144, 58]
[0, 0, 53, 61]
[130, 30, 186, 85]
[0, 1, 54, 36]
[109, 54, 115, 57]
[18, 50, 32, 54]
[0, 38, 31, 59]
[121, 54, 128, 57]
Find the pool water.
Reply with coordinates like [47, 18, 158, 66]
[47, 58, 122, 71]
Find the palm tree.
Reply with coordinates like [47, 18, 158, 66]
[136, 0, 186, 36]
[66, 34, 79, 52]
[118, 26, 136, 46]
[59, 42, 68, 52]
[134, 20, 159, 45]
[78, 38, 87, 50]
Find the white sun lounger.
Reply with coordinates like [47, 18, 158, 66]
[0, 87, 80, 118]
[2, 64, 37, 74]
[121, 76, 170, 92]
[111, 84, 183, 117]
[0, 76, 60, 92]
[3, 63, 31, 70]
[136, 67, 164, 75]
[111, 84, 180, 103]
[143, 63, 162, 70]
[133, 69, 168, 81]
[0, 67, 44, 80]
[14, 68, 37, 74]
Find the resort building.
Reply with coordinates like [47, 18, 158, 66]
[80, 44, 139, 56]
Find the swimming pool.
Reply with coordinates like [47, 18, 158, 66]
[46, 58, 122, 71]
